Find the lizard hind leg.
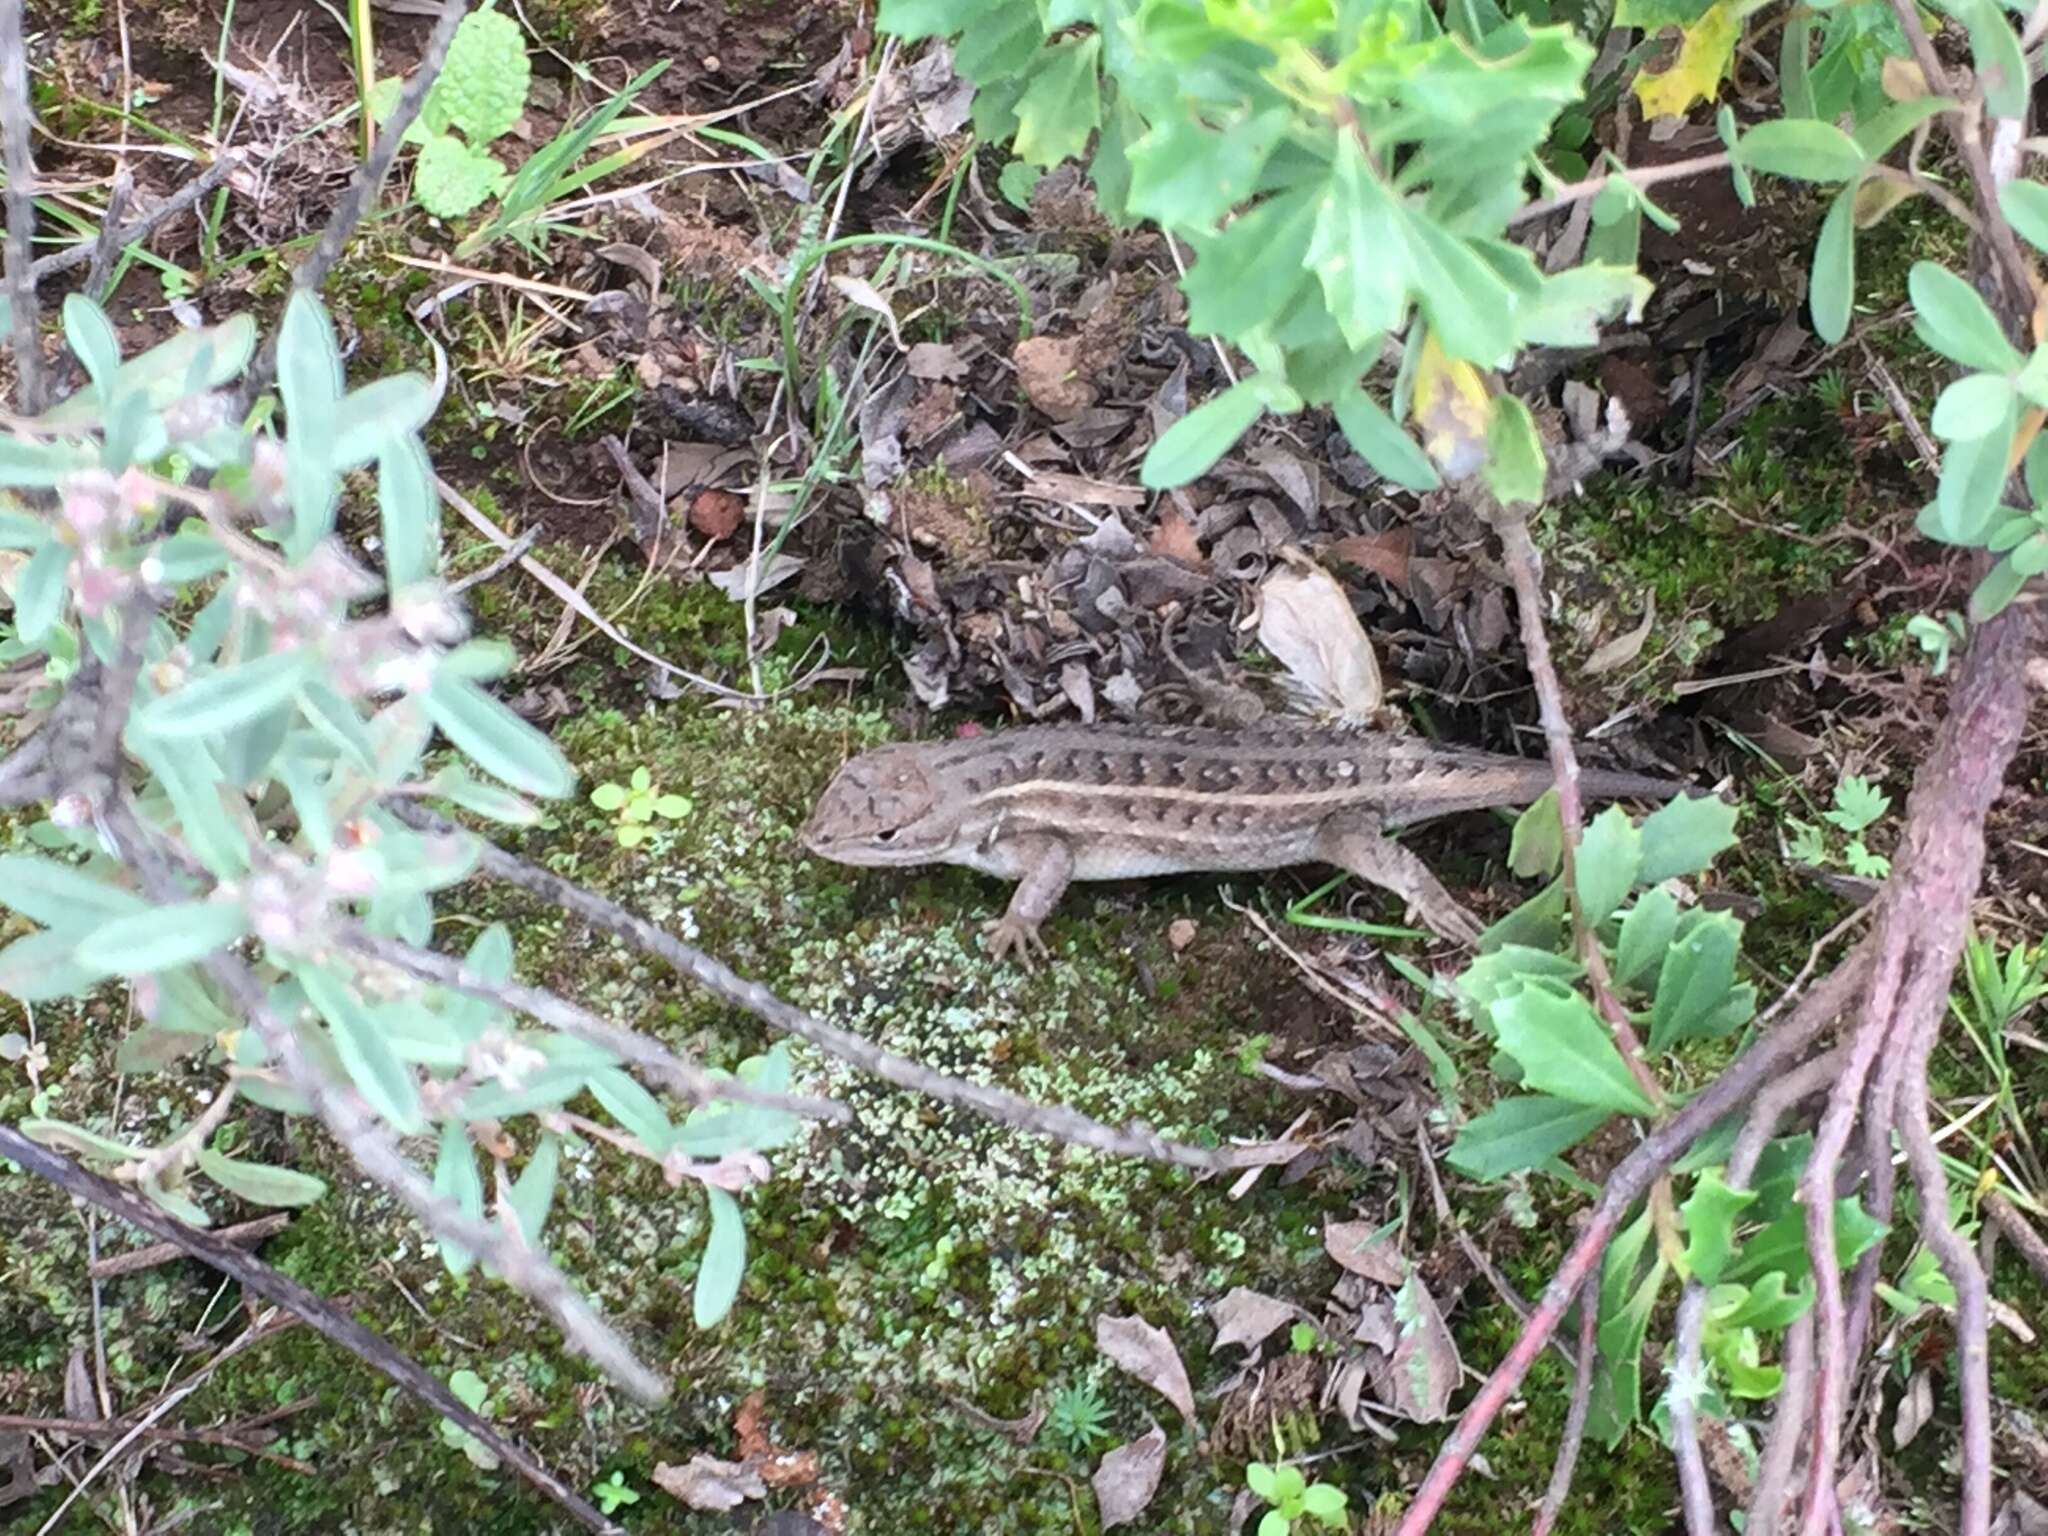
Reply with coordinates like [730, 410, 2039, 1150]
[1313, 812, 1485, 947]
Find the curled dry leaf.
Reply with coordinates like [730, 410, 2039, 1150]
[1257, 563, 1384, 719]
[1093, 1424, 1168, 1529]
[1379, 1274, 1461, 1423]
[654, 1454, 767, 1511]
[1582, 588, 1656, 676]
[1096, 1313, 1197, 1425]
[1149, 507, 1206, 567]
[1210, 1287, 1296, 1354]
[1325, 528, 1413, 594]
[907, 340, 969, 382]
[1322, 1218, 1407, 1285]
[1413, 331, 1492, 479]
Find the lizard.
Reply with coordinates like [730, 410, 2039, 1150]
[801, 721, 1688, 965]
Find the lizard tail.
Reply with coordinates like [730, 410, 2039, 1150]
[1579, 766, 1690, 803]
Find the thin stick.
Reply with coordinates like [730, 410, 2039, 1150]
[0, 1125, 622, 1534]
[1747, 1312, 1814, 1536]
[29, 155, 239, 281]
[389, 802, 1266, 1173]
[1, 0, 45, 413]
[1530, 1269, 1599, 1536]
[1508, 150, 1733, 229]
[1984, 1189, 2048, 1288]
[1389, 943, 1870, 1536]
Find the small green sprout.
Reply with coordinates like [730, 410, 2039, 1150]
[590, 767, 693, 848]
[592, 1470, 640, 1514]
[1048, 1379, 1114, 1454]
[1247, 1460, 1349, 1534]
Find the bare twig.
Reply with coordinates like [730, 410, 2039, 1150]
[388, 802, 1267, 1172]
[1984, 1189, 2048, 1289]
[30, 154, 239, 282]
[1389, 943, 1871, 1536]
[87, 1212, 291, 1279]
[0, 1125, 622, 1534]
[344, 926, 849, 1122]
[1508, 150, 1733, 229]
[1, 0, 45, 413]
[80, 164, 132, 304]
[1747, 1312, 1814, 1536]
[1530, 1269, 1600, 1536]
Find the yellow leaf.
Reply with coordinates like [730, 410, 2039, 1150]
[1411, 330, 1492, 478]
[1632, 0, 1740, 121]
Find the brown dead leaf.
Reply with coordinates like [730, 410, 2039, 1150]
[1322, 1218, 1406, 1285]
[654, 1455, 766, 1511]
[1210, 1288, 1296, 1355]
[1582, 589, 1656, 676]
[1015, 335, 1098, 421]
[1325, 529, 1413, 594]
[689, 488, 745, 541]
[1149, 507, 1205, 567]
[1096, 1313, 1197, 1426]
[907, 340, 969, 381]
[1378, 1274, 1461, 1422]
[1093, 1424, 1167, 1529]
[1017, 470, 1146, 507]
[1257, 563, 1384, 718]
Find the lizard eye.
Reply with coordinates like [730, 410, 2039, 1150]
[876, 828, 898, 843]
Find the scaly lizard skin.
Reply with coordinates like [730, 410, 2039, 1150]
[802, 722, 1686, 965]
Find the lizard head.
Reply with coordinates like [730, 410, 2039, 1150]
[801, 746, 962, 867]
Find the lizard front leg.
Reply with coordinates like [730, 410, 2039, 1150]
[1314, 810, 1484, 947]
[981, 834, 1076, 968]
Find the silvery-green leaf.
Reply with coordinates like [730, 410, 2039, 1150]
[506, 1134, 560, 1246]
[423, 673, 574, 797]
[39, 314, 257, 428]
[286, 439, 340, 552]
[0, 436, 96, 488]
[11, 542, 70, 646]
[330, 375, 436, 471]
[0, 853, 147, 932]
[379, 436, 441, 591]
[198, 1148, 328, 1207]
[133, 649, 316, 739]
[62, 294, 123, 394]
[128, 736, 249, 877]
[296, 681, 377, 773]
[73, 900, 250, 977]
[147, 526, 230, 583]
[427, 766, 544, 827]
[590, 1068, 676, 1153]
[301, 965, 425, 1134]
[276, 291, 343, 428]
[21, 1117, 145, 1162]
[434, 1120, 484, 1275]
[0, 509, 48, 549]
[694, 1187, 746, 1328]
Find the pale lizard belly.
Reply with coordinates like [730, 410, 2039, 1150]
[964, 824, 1327, 882]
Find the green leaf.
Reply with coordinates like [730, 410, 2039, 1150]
[1128, 106, 1291, 233]
[1920, 403, 2017, 545]
[589, 1068, 676, 1153]
[694, 1187, 747, 1327]
[1447, 1095, 1612, 1180]
[875, 0, 1003, 40]
[1508, 790, 1564, 879]
[61, 293, 123, 394]
[1969, 551, 2031, 622]
[1012, 35, 1101, 167]
[1410, 219, 1519, 365]
[2000, 180, 2048, 256]
[1909, 262, 2024, 372]
[434, 1120, 485, 1275]
[1824, 774, 1889, 833]
[423, 673, 575, 797]
[1299, 1483, 1347, 1521]
[1954, 0, 2027, 117]
[1930, 372, 2018, 441]
[437, 7, 530, 142]
[134, 649, 316, 740]
[129, 736, 249, 878]
[198, 1149, 328, 1207]
[1484, 394, 1546, 506]
[40, 315, 257, 429]
[1588, 1231, 1668, 1445]
[72, 901, 250, 978]
[1636, 793, 1738, 883]
[1246, 1462, 1279, 1501]
[379, 437, 441, 591]
[276, 291, 343, 433]
[1181, 189, 1320, 339]
[11, 540, 72, 647]
[1258, 1512, 1289, 1536]
[1520, 265, 1653, 348]
[0, 436, 96, 487]
[1650, 911, 1754, 1049]
[429, 766, 544, 826]
[0, 853, 147, 932]
[507, 1134, 560, 1246]
[416, 133, 510, 219]
[1716, 1269, 1813, 1329]
[1491, 985, 1656, 1115]
[1308, 131, 1414, 348]
[1680, 1167, 1757, 1284]
[329, 375, 436, 472]
[1737, 119, 1866, 181]
[1575, 805, 1642, 927]
[1333, 384, 1441, 491]
[301, 966, 424, 1135]
[1140, 377, 1269, 488]
[0, 509, 47, 548]
[1808, 182, 1857, 345]
[1613, 887, 1679, 991]
[1728, 1196, 1887, 1283]
[21, 1117, 146, 1162]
